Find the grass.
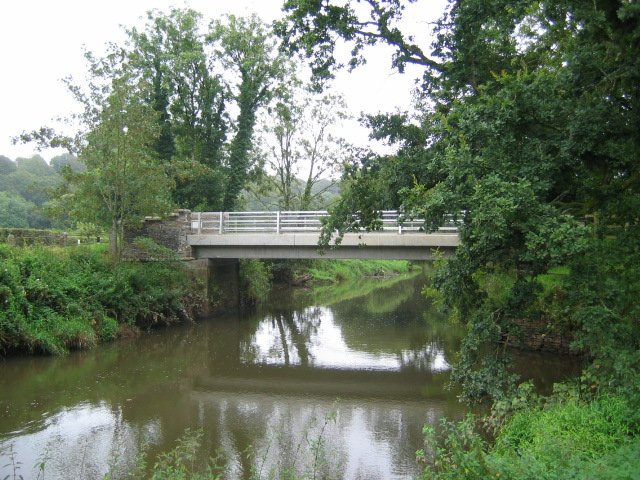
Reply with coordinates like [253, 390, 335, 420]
[419, 392, 640, 479]
[300, 259, 414, 283]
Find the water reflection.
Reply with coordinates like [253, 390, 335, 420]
[248, 306, 451, 373]
[0, 272, 580, 479]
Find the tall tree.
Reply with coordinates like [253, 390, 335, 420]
[260, 87, 349, 210]
[127, 8, 228, 210]
[208, 14, 289, 211]
[60, 49, 172, 259]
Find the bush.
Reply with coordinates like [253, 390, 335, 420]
[239, 259, 272, 305]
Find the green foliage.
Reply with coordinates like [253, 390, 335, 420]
[132, 236, 179, 261]
[65, 50, 174, 260]
[0, 155, 16, 174]
[281, 0, 640, 404]
[50, 153, 84, 173]
[0, 192, 32, 228]
[239, 259, 273, 305]
[125, 407, 340, 479]
[419, 393, 640, 480]
[0, 154, 65, 228]
[148, 429, 224, 480]
[128, 8, 228, 210]
[212, 14, 289, 211]
[127, 9, 290, 212]
[256, 87, 348, 211]
[0, 245, 200, 355]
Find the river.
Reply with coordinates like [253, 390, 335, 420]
[0, 271, 578, 479]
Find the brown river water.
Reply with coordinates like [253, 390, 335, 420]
[0, 271, 579, 479]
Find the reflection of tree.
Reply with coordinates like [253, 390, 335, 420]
[275, 315, 291, 365]
[325, 275, 465, 372]
[242, 307, 322, 367]
[364, 283, 413, 314]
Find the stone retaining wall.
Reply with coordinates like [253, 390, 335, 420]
[122, 210, 193, 260]
[506, 318, 575, 354]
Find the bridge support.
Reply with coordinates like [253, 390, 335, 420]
[182, 258, 241, 314]
[207, 259, 241, 313]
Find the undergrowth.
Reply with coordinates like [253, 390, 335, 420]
[418, 388, 640, 479]
[0, 243, 202, 355]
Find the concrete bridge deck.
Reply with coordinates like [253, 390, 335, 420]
[187, 211, 459, 260]
[188, 231, 458, 260]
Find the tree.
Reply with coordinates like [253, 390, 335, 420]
[0, 192, 32, 228]
[24, 47, 175, 259]
[259, 88, 349, 210]
[126, 10, 290, 212]
[50, 153, 85, 173]
[280, 0, 640, 400]
[0, 155, 16, 174]
[209, 14, 289, 211]
[127, 8, 228, 210]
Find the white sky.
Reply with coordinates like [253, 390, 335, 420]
[0, 0, 446, 161]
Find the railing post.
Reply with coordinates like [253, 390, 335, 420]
[276, 211, 281, 234]
[197, 212, 202, 234]
[398, 223, 403, 234]
[219, 212, 223, 234]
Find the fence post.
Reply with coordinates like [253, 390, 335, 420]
[198, 212, 202, 234]
[276, 211, 281, 234]
[219, 212, 223, 234]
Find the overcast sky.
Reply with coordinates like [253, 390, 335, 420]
[0, 0, 445, 161]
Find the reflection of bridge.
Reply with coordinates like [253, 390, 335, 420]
[196, 364, 449, 400]
[188, 211, 459, 260]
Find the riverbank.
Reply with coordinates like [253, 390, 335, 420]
[285, 258, 416, 284]
[0, 246, 415, 356]
[0, 243, 204, 355]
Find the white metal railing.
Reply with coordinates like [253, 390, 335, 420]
[191, 211, 460, 235]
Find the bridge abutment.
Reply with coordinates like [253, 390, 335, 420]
[123, 209, 193, 260]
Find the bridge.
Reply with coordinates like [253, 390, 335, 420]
[187, 210, 459, 260]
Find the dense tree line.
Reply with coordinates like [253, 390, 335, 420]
[0, 153, 83, 228]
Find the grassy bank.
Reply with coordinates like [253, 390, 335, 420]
[419, 389, 640, 479]
[0, 244, 203, 355]
[294, 258, 415, 283]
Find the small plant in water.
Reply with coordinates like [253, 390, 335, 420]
[309, 409, 338, 480]
[2, 443, 24, 480]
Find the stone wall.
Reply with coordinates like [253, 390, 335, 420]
[123, 209, 193, 260]
[0, 228, 67, 247]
